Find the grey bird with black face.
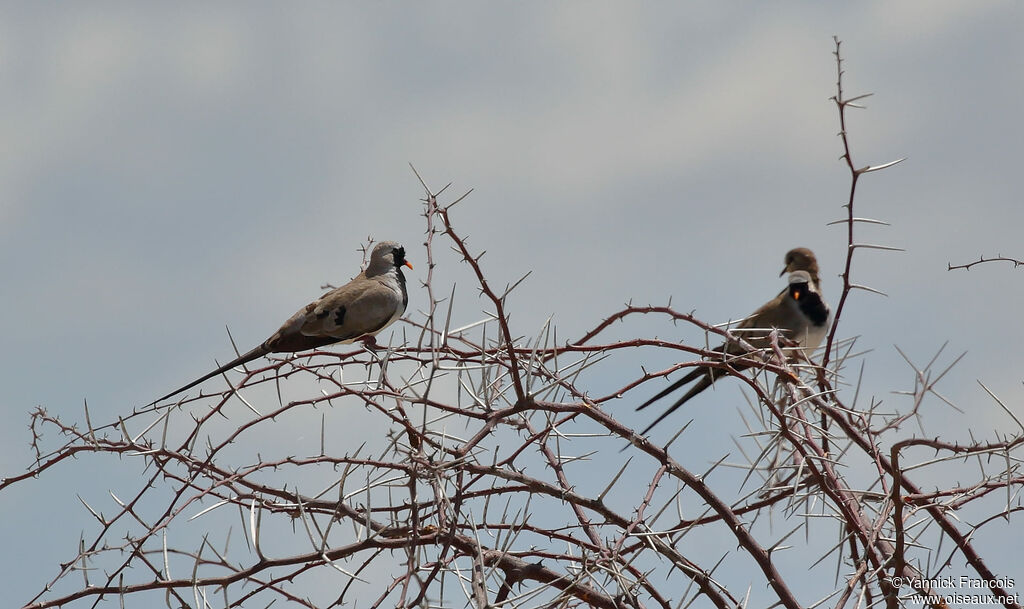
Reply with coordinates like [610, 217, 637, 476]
[636, 247, 830, 435]
[151, 240, 413, 404]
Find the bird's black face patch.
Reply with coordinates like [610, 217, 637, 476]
[392, 246, 407, 267]
[788, 281, 808, 300]
[790, 282, 829, 325]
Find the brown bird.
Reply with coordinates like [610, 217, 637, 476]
[151, 241, 413, 405]
[636, 248, 830, 435]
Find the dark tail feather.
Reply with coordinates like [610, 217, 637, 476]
[636, 367, 706, 412]
[637, 373, 715, 436]
[149, 343, 270, 406]
[635, 345, 765, 435]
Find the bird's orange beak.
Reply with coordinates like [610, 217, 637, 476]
[404, 261, 414, 270]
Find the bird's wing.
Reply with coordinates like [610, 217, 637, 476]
[731, 288, 805, 349]
[297, 277, 402, 341]
[635, 289, 797, 422]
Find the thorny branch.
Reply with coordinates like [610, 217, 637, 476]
[5, 40, 1022, 609]
[948, 255, 1024, 272]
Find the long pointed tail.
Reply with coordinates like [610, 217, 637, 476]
[149, 344, 270, 406]
[635, 343, 770, 435]
[636, 367, 707, 412]
[636, 370, 715, 436]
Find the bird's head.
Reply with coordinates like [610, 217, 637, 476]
[367, 241, 414, 277]
[780, 248, 820, 284]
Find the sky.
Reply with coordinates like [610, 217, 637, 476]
[3, 3, 1023, 606]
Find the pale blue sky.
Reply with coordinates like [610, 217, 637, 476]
[3, 3, 1022, 605]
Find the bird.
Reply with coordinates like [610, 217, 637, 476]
[151, 240, 413, 405]
[636, 247, 830, 435]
